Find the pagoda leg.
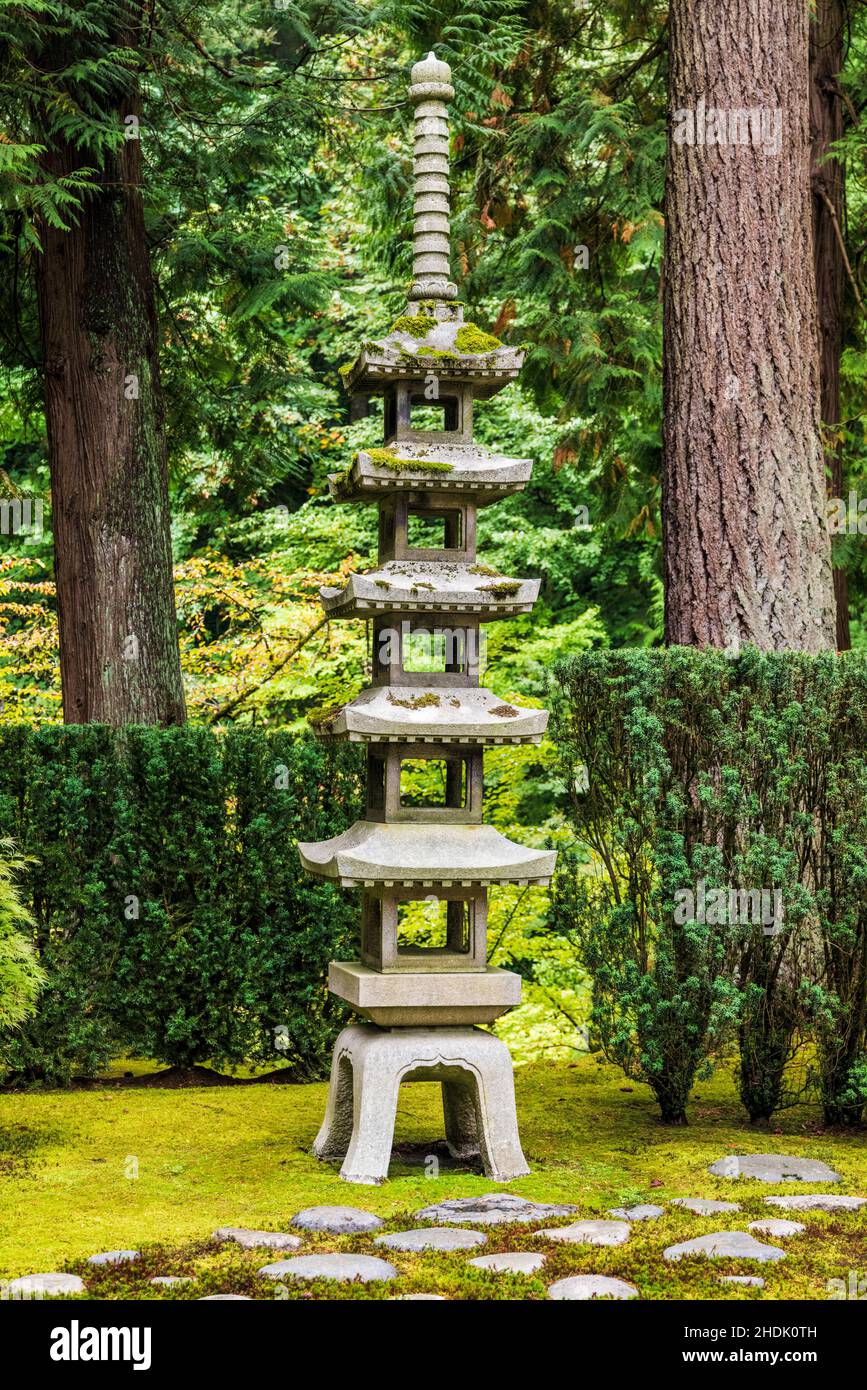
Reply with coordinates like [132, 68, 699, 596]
[442, 1080, 481, 1160]
[312, 1023, 530, 1185]
[312, 1042, 355, 1161]
[341, 1035, 402, 1186]
[470, 1032, 530, 1181]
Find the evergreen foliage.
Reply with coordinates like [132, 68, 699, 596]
[552, 648, 867, 1126]
[0, 725, 362, 1083]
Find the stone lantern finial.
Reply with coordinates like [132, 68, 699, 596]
[408, 50, 457, 302]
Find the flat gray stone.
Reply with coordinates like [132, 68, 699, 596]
[607, 1204, 664, 1221]
[541, 1220, 631, 1247]
[150, 1276, 193, 1286]
[7, 1272, 85, 1297]
[764, 1194, 866, 1213]
[375, 1227, 486, 1252]
[709, 1154, 841, 1183]
[548, 1275, 638, 1301]
[86, 1250, 140, 1266]
[672, 1198, 741, 1215]
[290, 1205, 384, 1234]
[212, 1227, 302, 1251]
[258, 1254, 398, 1283]
[720, 1275, 765, 1288]
[468, 1252, 546, 1274]
[198, 1294, 251, 1300]
[664, 1232, 787, 1263]
[748, 1219, 805, 1238]
[415, 1193, 578, 1226]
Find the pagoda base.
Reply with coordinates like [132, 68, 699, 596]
[313, 1022, 530, 1186]
[328, 960, 520, 1025]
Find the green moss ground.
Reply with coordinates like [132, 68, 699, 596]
[1, 1055, 865, 1298]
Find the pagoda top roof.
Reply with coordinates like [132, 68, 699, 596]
[312, 685, 548, 744]
[339, 303, 523, 398]
[319, 560, 539, 620]
[298, 820, 556, 887]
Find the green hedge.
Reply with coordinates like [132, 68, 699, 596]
[0, 726, 363, 1084]
[551, 647, 867, 1127]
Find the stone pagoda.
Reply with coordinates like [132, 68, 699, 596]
[298, 52, 556, 1186]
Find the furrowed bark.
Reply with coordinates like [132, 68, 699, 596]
[34, 24, 186, 724]
[662, 0, 836, 652]
[810, 0, 850, 651]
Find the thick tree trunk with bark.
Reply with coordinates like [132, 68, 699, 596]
[35, 89, 186, 724]
[662, 0, 836, 652]
[810, 0, 850, 650]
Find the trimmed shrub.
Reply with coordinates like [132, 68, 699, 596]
[551, 647, 867, 1127]
[0, 726, 362, 1083]
[0, 836, 45, 1029]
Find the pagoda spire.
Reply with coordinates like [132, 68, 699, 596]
[408, 51, 457, 302]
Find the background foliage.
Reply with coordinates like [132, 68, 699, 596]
[0, 3, 866, 1076]
[0, 726, 362, 1083]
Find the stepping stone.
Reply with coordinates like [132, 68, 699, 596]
[290, 1205, 384, 1234]
[748, 1219, 805, 1239]
[720, 1275, 765, 1288]
[672, 1198, 741, 1215]
[548, 1275, 638, 1301]
[258, 1254, 398, 1283]
[7, 1272, 85, 1297]
[87, 1250, 140, 1266]
[198, 1294, 252, 1300]
[541, 1220, 631, 1247]
[375, 1227, 486, 1252]
[390, 1293, 447, 1300]
[607, 1204, 664, 1221]
[764, 1194, 866, 1213]
[212, 1227, 302, 1251]
[150, 1276, 193, 1287]
[468, 1252, 546, 1274]
[663, 1232, 787, 1263]
[709, 1154, 841, 1183]
[415, 1193, 578, 1226]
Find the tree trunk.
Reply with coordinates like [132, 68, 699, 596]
[662, 0, 836, 653]
[810, 0, 850, 651]
[35, 89, 186, 724]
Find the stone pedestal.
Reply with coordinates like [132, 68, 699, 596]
[313, 1024, 529, 1185]
[298, 50, 555, 1185]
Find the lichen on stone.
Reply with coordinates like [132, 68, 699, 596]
[376, 457, 453, 476]
[307, 703, 344, 729]
[390, 312, 437, 337]
[478, 580, 521, 598]
[469, 563, 501, 577]
[489, 704, 519, 718]
[455, 323, 503, 354]
[357, 447, 397, 466]
[387, 691, 441, 709]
